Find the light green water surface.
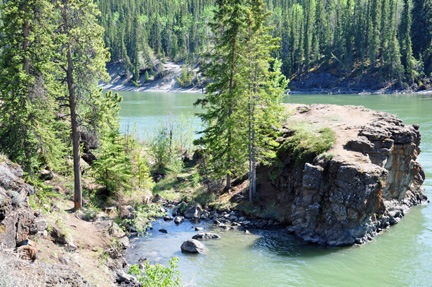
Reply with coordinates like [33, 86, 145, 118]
[118, 91, 432, 287]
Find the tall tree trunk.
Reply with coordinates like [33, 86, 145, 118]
[225, 23, 238, 192]
[252, 80, 257, 200]
[248, 101, 252, 202]
[63, 0, 82, 210]
[22, 10, 30, 75]
[67, 44, 82, 210]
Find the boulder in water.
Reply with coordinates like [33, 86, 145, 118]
[181, 239, 207, 254]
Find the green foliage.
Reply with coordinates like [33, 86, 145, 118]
[150, 121, 175, 171]
[27, 179, 62, 212]
[129, 257, 182, 287]
[92, 130, 132, 193]
[197, 0, 288, 194]
[278, 127, 336, 167]
[149, 114, 195, 173]
[117, 204, 165, 235]
[197, 0, 254, 189]
[134, 150, 154, 191]
[176, 64, 194, 88]
[0, 0, 66, 173]
[98, 0, 431, 86]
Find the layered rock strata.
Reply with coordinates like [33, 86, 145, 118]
[276, 105, 428, 246]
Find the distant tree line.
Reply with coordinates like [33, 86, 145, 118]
[97, 0, 216, 81]
[98, 0, 432, 86]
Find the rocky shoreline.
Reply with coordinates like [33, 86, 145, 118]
[0, 104, 429, 286]
[127, 104, 429, 250]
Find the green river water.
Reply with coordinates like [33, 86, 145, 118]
[118, 91, 432, 287]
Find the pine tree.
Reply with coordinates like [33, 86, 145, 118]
[0, 0, 65, 173]
[369, 0, 382, 69]
[196, 0, 250, 191]
[412, 0, 432, 74]
[57, 0, 109, 210]
[242, 0, 288, 201]
[90, 90, 134, 193]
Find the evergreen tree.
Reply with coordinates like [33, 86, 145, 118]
[92, 92, 132, 192]
[412, 0, 432, 74]
[0, 0, 65, 173]
[95, 0, 432, 86]
[196, 0, 250, 191]
[242, 0, 288, 201]
[57, 0, 109, 209]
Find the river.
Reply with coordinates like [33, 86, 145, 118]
[118, 91, 432, 287]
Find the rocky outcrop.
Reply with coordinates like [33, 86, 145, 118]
[0, 250, 91, 287]
[273, 105, 428, 246]
[0, 161, 37, 251]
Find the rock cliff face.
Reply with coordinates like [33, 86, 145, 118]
[273, 105, 428, 246]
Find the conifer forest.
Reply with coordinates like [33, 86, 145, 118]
[99, 0, 432, 87]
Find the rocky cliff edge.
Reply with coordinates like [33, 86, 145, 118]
[273, 104, 428, 246]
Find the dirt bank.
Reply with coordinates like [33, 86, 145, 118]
[99, 60, 203, 94]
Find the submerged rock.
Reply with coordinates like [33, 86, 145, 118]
[174, 216, 184, 224]
[164, 215, 174, 221]
[192, 233, 220, 240]
[181, 239, 207, 254]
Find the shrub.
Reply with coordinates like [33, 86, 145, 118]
[92, 130, 132, 193]
[129, 257, 182, 287]
[176, 64, 194, 88]
[149, 114, 195, 173]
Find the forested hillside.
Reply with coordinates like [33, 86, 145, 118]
[98, 0, 432, 90]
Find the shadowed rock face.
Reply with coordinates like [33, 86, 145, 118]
[0, 161, 36, 249]
[277, 108, 428, 246]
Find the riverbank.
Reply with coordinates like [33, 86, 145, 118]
[1, 100, 429, 285]
[0, 159, 157, 286]
[287, 87, 432, 95]
[101, 61, 432, 95]
[99, 61, 203, 94]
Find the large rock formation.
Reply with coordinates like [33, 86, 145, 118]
[272, 105, 428, 246]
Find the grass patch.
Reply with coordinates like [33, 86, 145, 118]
[28, 180, 62, 213]
[278, 126, 336, 167]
